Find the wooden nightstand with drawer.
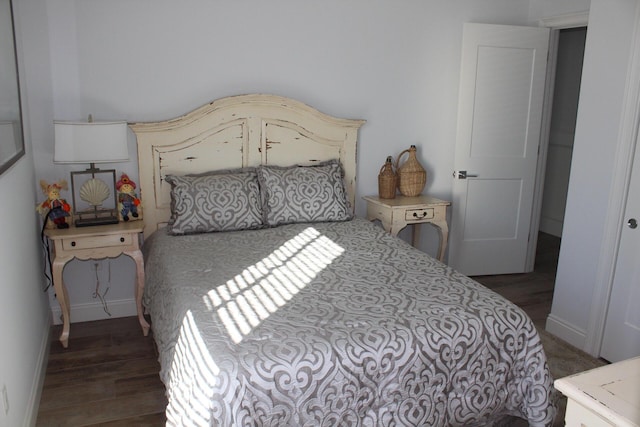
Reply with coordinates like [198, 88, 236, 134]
[44, 221, 150, 348]
[363, 195, 450, 262]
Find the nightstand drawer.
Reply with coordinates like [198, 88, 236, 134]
[62, 233, 132, 250]
[405, 208, 434, 221]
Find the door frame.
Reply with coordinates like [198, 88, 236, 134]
[585, 4, 640, 357]
[527, 12, 589, 272]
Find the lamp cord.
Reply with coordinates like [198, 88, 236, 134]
[40, 210, 54, 293]
[93, 263, 112, 316]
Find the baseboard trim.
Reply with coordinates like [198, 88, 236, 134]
[50, 298, 137, 325]
[24, 316, 51, 427]
[545, 313, 589, 354]
[539, 217, 563, 237]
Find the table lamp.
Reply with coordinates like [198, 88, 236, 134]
[54, 118, 128, 226]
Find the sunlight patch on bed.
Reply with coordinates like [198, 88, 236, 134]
[204, 227, 344, 343]
[167, 310, 220, 426]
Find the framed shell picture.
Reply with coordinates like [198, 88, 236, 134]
[0, 0, 25, 175]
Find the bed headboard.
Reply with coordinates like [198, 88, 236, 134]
[129, 94, 366, 238]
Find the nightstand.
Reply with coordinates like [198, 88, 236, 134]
[363, 195, 451, 262]
[554, 356, 639, 427]
[44, 221, 150, 348]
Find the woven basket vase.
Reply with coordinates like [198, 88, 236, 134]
[378, 156, 397, 199]
[395, 145, 426, 197]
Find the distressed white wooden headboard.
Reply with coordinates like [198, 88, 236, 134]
[129, 94, 365, 238]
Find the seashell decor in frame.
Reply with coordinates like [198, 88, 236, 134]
[79, 177, 110, 207]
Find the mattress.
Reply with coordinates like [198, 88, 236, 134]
[143, 218, 556, 426]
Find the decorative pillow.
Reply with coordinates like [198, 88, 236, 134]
[257, 159, 353, 227]
[165, 168, 263, 235]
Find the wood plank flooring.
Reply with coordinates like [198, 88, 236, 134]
[36, 232, 562, 426]
[36, 317, 167, 426]
[472, 231, 561, 330]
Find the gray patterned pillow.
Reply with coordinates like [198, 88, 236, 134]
[257, 159, 353, 227]
[165, 169, 263, 235]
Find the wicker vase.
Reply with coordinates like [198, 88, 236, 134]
[395, 145, 426, 197]
[378, 156, 397, 199]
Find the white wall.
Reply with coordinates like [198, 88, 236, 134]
[0, 160, 49, 427]
[547, 0, 639, 350]
[0, 4, 51, 427]
[28, 0, 538, 324]
[528, 0, 591, 20]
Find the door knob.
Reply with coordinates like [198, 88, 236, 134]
[453, 170, 479, 179]
[628, 218, 638, 229]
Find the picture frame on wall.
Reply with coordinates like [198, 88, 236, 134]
[0, 0, 25, 175]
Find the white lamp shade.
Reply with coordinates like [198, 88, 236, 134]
[54, 121, 129, 164]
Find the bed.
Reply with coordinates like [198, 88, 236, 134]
[131, 94, 556, 426]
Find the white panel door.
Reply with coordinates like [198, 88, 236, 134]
[450, 23, 549, 276]
[600, 139, 640, 363]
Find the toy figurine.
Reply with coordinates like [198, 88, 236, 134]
[117, 173, 141, 221]
[37, 179, 72, 229]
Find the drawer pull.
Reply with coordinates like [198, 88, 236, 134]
[413, 212, 428, 218]
[71, 241, 76, 247]
[120, 237, 125, 242]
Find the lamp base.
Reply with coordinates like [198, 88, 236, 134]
[69, 167, 119, 228]
[75, 215, 119, 227]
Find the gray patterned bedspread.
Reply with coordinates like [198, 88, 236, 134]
[143, 218, 555, 426]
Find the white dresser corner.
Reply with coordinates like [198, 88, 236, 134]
[554, 356, 640, 427]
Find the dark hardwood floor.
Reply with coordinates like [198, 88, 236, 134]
[36, 317, 167, 426]
[35, 232, 561, 426]
[472, 231, 561, 330]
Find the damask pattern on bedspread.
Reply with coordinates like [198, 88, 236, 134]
[143, 218, 556, 426]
